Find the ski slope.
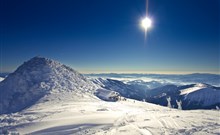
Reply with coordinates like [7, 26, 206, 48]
[1, 94, 219, 135]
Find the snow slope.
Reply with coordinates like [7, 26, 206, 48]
[0, 77, 4, 82]
[1, 98, 219, 135]
[0, 56, 98, 114]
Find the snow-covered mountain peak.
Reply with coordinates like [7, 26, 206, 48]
[15, 56, 77, 77]
[3, 56, 93, 92]
[0, 57, 98, 114]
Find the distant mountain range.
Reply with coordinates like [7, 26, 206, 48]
[87, 73, 220, 87]
[92, 78, 220, 110]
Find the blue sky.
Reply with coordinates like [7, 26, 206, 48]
[0, 0, 219, 74]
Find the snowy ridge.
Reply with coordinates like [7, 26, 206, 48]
[183, 87, 220, 107]
[180, 83, 211, 95]
[181, 84, 220, 107]
[0, 56, 99, 114]
[0, 77, 4, 82]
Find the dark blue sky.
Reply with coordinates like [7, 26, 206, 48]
[0, 0, 219, 74]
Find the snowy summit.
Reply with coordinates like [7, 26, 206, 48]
[0, 56, 98, 114]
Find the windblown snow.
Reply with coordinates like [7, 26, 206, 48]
[0, 57, 219, 135]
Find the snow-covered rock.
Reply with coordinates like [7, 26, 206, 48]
[0, 56, 98, 114]
[95, 89, 120, 101]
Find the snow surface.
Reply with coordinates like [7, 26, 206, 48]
[1, 96, 219, 135]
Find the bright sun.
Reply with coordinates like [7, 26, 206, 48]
[141, 17, 152, 30]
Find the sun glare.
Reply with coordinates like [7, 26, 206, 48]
[141, 17, 152, 30]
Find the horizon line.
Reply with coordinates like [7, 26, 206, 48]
[0, 71, 219, 75]
[1, 68, 219, 76]
[78, 70, 220, 75]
